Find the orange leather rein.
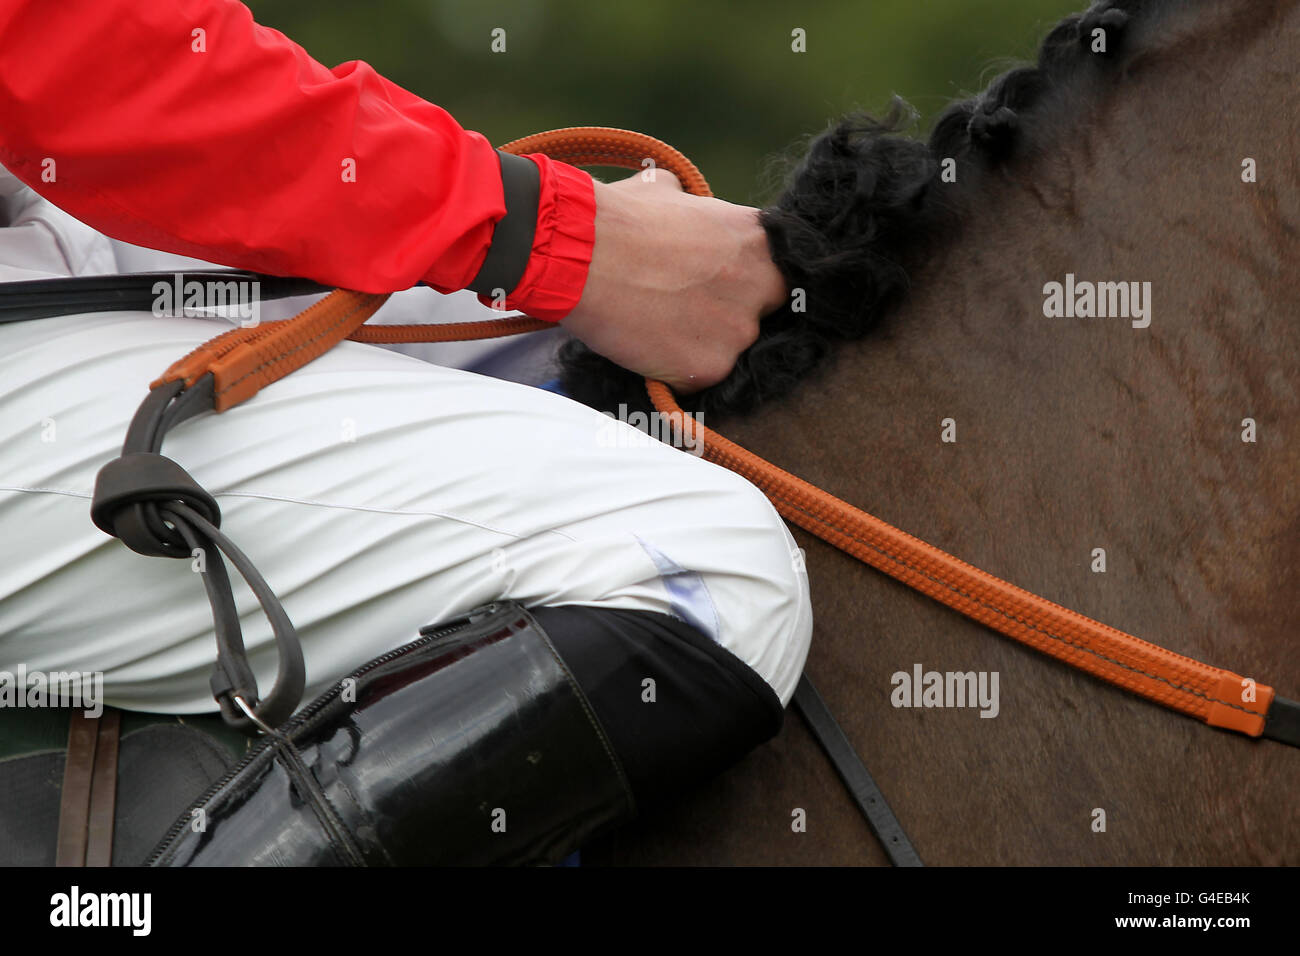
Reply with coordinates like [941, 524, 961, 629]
[154, 127, 1295, 745]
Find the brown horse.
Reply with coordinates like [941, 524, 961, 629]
[565, 0, 1300, 864]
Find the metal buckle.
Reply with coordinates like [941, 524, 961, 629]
[232, 695, 277, 736]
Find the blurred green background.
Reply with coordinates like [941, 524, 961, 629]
[247, 0, 1082, 205]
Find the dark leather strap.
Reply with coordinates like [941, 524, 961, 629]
[86, 709, 122, 867]
[464, 151, 541, 299]
[792, 675, 922, 867]
[1264, 696, 1300, 747]
[91, 376, 306, 734]
[55, 711, 98, 866]
[55, 708, 121, 867]
[0, 271, 329, 323]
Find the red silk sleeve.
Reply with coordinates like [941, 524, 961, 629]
[0, 0, 594, 319]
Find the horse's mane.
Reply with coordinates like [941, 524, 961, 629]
[555, 0, 1165, 418]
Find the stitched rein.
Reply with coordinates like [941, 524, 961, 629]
[153, 127, 1297, 746]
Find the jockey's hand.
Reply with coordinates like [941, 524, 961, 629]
[559, 169, 788, 393]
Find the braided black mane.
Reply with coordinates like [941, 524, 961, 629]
[555, 0, 1156, 418]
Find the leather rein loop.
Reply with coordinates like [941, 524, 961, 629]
[91, 376, 306, 733]
[98, 126, 1297, 751]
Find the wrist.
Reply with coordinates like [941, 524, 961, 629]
[563, 179, 636, 323]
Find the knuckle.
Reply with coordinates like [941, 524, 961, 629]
[700, 353, 737, 387]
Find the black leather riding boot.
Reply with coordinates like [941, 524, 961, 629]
[146, 600, 783, 866]
[148, 602, 633, 866]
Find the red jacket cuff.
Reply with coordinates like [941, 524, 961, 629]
[470, 153, 595, 322]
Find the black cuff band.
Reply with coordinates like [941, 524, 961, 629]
[465, 151, 542, 300]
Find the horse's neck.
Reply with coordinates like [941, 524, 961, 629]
[728, 2, 1298, 685]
